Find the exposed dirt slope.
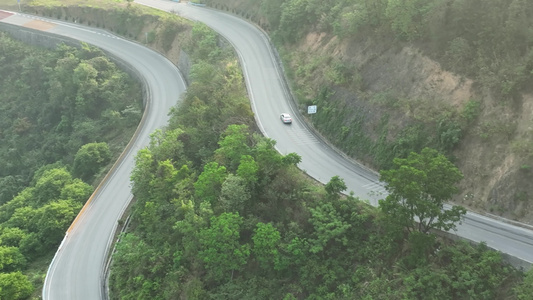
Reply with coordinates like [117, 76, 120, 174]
[318, 34, 533, 223]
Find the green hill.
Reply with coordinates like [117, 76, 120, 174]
[2, 1, 533, 298]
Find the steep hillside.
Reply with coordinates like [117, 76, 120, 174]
[207, 0, 533, 224]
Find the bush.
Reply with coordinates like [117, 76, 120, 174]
[72, 142, 111, 181]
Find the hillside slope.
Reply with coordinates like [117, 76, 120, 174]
[206, 0, 533, 224]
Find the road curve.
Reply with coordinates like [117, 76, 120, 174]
[3, 2, 532, 300]
[0, 10, 187, 300]
[138, 0, 533, 267]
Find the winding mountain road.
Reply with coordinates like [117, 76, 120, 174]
[138, 0, 533, 266]
[2, 1, 533, 299]
[1, 9, 186, 300]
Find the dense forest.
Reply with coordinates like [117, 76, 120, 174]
[108, 21, 533, 299]
[0, 32, 142, 299]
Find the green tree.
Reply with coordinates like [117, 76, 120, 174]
[361, 0, 387, 26]
[0, 175, 24, 205]
[282, 152, 301, 166]
[0, 188, 33, 224]
[379, 147, 466, 234]
[173, 200, 212, 267]
[253, 137, 283, 180]
[283, 236, 309, 268]
[515, 267, 533, 300]
[215, 124, 251, 171]
[0, 271, 33, 300]
[385, 0, 424, 40]
[34, 200, 82, 250]
[194, 162, 227, 203]
[401, 265, 451, 299]
[219, 174, 250, 213]
[198, 212, 250, 281]
[504, 0, 532, 54]
[150, 159, 179, 203]
[5, 206, 37, 232]
[0, 227, 26, 248]
[130, 148, 156, 201]
[33, 167, 73, 205]
[277, 0, 315, 43]
[325, 175, 347, 200]
[252, 222, 282, 270]
[148, 128, 186, 166]
[108, 233, 158, 299]
[73, 61, 99, 118]
[72, 142, 111, 181]
[59, 179, 93, 203]
[187, 23, 222, 62]
[19, 232, 42, 260]
[308, 200, 351, 254]
[0, 246, 26, 272]
[260, 0, 285, 30]
[236, 155, 259, 187]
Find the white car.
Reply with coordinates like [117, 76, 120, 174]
[280, 113, 292, 124]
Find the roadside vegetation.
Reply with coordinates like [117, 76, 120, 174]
[2, 0, 533, 299]
[0, 32, 142, 299]
[206, 0, 533, 165]
[109, 16, 533, 300]
[206, 0, 533, 221]
[1, 0, 192, 54]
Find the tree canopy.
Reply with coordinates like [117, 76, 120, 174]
[72, 142, 112, 181]
[0, 31, 143, 298]
[109, 22, 525, 299]
[379, 147, 467, 234]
